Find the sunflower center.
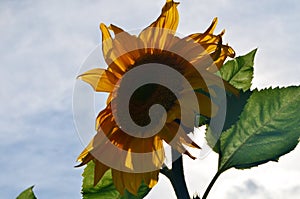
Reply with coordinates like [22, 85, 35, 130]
[112, 55, 188, 138]
[124, 52, 188, 128]
[129, 83, 177, 127]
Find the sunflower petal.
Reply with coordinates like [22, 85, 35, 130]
[182, 18, 235, 72]
[139, 0, 179, 50]
[207, 45, 235, 72]
[112, 170, 143, 195]
[77, 137, 95, 163]
[111, 170, 159, 195]
[76, 151, 93, 167]
[170, 37, 208, 64]
[147, 0, 179, 31]
[183, 69, 239, 96]
[204, 17, 218, 35]
[95, 105, 113, 130]
[108, 132, 164, 170]
[94, 160, 110, 186]
[106, 92, 114, 105]
[100, 24, 131, 75]
[109, 24, 143, 61]
[142, 170, 159, 188]
[159, 124, 198, 159]
[77, 68, 119, 92]
[187, 18, 219, 43]
[178, 91, 218, 119]
[106, 25, 142, 72]
[111, 169, 126, 194]
[100, 23, 113, 61]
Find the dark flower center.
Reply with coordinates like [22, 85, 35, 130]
[117, 51, 194, 128]
[129, 83, 177, 126]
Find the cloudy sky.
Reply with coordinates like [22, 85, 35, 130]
[0, 0, 299, 198]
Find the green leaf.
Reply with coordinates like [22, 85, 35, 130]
[206, 90, 252, 153]
[220, 49, 257, 91]
[219, 86, 300, 172]
[207, 49, 257, 151]
[82, 162, 120, 199]
[82, 161, 151, 199]
[16, 186, 37, 199]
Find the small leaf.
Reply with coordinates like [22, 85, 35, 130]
[82, 161, 151, 199]
[219, 86, 300, 172]
[82, 162, 120, 199]
[220, 49, 257, 91]
[16, 186, 37, 199]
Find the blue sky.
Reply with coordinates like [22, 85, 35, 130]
[0, 0, 299, 198]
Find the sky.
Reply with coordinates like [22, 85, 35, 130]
[0, 0, 299, 198]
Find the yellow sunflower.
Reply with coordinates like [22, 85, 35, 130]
[76, 0, 237, 195]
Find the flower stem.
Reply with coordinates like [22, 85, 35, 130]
[202, 171, 221, 199]
[160, 150, 190, 199]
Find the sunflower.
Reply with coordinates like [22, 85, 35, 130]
[76, 0, 237, 195]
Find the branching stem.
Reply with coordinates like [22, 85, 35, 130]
[160, 150, 190, 199]
[202, 171, 221, 199]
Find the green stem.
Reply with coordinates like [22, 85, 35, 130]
[160, 150, 190, 199]
[202, 171, 221, 199]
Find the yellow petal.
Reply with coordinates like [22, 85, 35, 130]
[150, 136, 165, 169]
[112, 170, 143, 195]
[204, 17, 218, 35]
[106, 92, 114, 105]
[76, 149, 94, 166]
[94, 160, 110, 186]
[129, 136, 164, 171]
[100, 125, 164, 171]
[100, 23, 113, 61]
[77, 68, 119, 92]
[95, 107, 110, 130]
[163, 121, 200, 149]
[100, 24, 131, 75]
[139, 0, 179, 50]
[107, 25, 138, 71]
[170, 36, 208, 64]
[142, 170, 159, 188]
[160, 123, 197, 159]
[207, 45, 235, 72]
[183, 18, 235, 72]
[183, 69, 239, 96]
[183, 69, 211, 92]
[77, 141, 93, 162]
[111, 169, 126, 194]
[148, 0, 179, 31]
[111, 169, 159, 195]
[109, 24, 143, 62]
[178, 90, 218, 119]
[187, 18, 219, 43]
[166, 102, 181, 123]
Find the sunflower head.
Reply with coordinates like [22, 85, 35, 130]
[76, 0, 237, 195]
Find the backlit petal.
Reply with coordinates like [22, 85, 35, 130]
[77, 68, 119, 92]
[100, 24, 132, 75]
[159, 123, 197, 159]
[106, 24, 145, 74]
[100, 23, 113, 61]
[178, 91, 218, 119]
[139, 0, 179, 51]
[111, 169, 159, 195]
[94, 160, 110, 186]
[109, 24, 143, 62]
